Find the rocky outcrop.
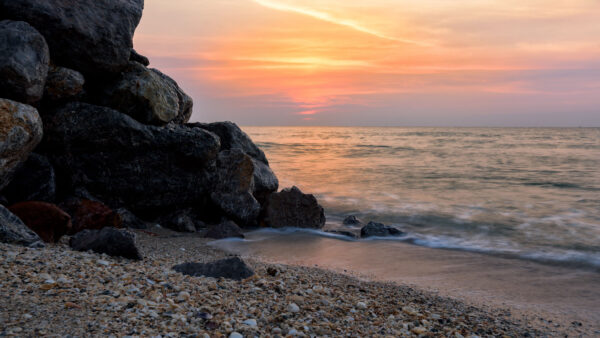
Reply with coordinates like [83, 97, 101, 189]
[43, 66, 85, 102]
[42, 102, 220, 213]
[0, 99, 43, 190]
[192, 122, 268, 164]
[130, 49, 149, 66]
[8, 201, 71, 243]
[1, 153, 56, 204]
[70, 227, 142, 260]
[205, 220, 244, 239]
[262, 186, 325, 229]
[173, 257, 254, 281]
[60, 198, 122, 235]
[97, 62, 192, 125]
[0, 20, 49, 104]
[0, 204, 44, 247]
[0, 0, 144, 75]
[360, 222, 404, 238]
[211, 149, 261, 226]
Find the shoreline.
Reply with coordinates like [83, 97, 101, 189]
[212, 229, 600, 336]
[1, 227, 596, 336]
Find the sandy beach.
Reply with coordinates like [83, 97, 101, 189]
[1, 227, 597, 337]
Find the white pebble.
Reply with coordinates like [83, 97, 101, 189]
[176, 291, 190, 302]
[98, 260, 110, 266]
[288, 328, 298, 336]
[229, 332, 243, 338]
[356, 301, 367, 309]
[242, 319, 257, 327]
[287, 302, 300, 313]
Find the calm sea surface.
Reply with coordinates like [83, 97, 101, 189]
[237, 127, 600, 268]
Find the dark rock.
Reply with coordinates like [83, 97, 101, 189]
[266, 267, 278, 276]
[97, 62, 192, 125]
[0, 196, 7, 205]
[173, 257, 254, 281]
[343, 215, 362, 226]
[360, 222, 404, 238]
[191, 122, 268, 164]
[43, 66, 85, 102]
[262, 186, 325, 229]
[8, 201, 71, 243]
[42, 102, 220, 213]
[0, 204, 44, 247]
[151, 68, 193, 124]
[1, 153, 55, 204]
[156, 208, 203, 233]
[129, 49, 149, 66]
[60, 198, 122, 235]
[0, 0, 144, 75]
[251, 159, 279, 204]
[325, 229, 358, 239]
[205, 220, 244, 239]
[0, 99, 43, 190]
[210, 149, 260, 226]
[0, 20, 49, 104]
[115, 208, 148, 230]
[69, 227, 142, 260]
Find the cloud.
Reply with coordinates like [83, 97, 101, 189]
[252, 0, 431, 46]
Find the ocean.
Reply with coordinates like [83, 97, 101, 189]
[218, 127, 600, 269]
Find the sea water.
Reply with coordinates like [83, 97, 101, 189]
[221, 127, 600, 269]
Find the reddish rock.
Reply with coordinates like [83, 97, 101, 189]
[61, 199, 122, 235]
[8, 201, 71, 243]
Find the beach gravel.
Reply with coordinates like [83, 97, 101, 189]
[0, 228, 545, 336]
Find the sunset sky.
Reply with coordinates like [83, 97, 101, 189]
[134, 0, 600, 126]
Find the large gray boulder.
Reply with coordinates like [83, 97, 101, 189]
[0, 204, 44, 247]
[98, 62, 192, 125]
[0, 99, 43, 190]
[192, 122, 268, 164]
[43, 66, 85, 102]
[263, 186, 325, 229]
[1, 153, 56, 204]
[0, 20, 49, 104]
[0, 0, 144, 75]
[42, 102, 220, 214]
[210, 149, 261, 226]
[191, 122, 278, 203]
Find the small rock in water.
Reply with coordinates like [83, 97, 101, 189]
[343, 215, 362, 226]
[287, 302, 300, 313]
[360, 221, 404, 238]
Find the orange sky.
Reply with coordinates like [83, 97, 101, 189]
[134, 0, 600, 126]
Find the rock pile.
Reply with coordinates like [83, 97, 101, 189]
[0, 0, 326, 253]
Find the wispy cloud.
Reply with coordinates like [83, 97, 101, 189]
[253, 0, 431, 46]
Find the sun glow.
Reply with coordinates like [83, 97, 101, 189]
[134, 0, 600, 125]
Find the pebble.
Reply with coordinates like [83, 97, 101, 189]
[229, 332, 243, 338]
[242, 319, 257, 327]
[98, 260, 110, 266]
[287, 302, 300, 313]
[356, 301, 367, 309]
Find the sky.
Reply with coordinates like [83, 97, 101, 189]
[134, 0, 600, 126]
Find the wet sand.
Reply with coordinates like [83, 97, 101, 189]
[212, 231, 600, 336]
